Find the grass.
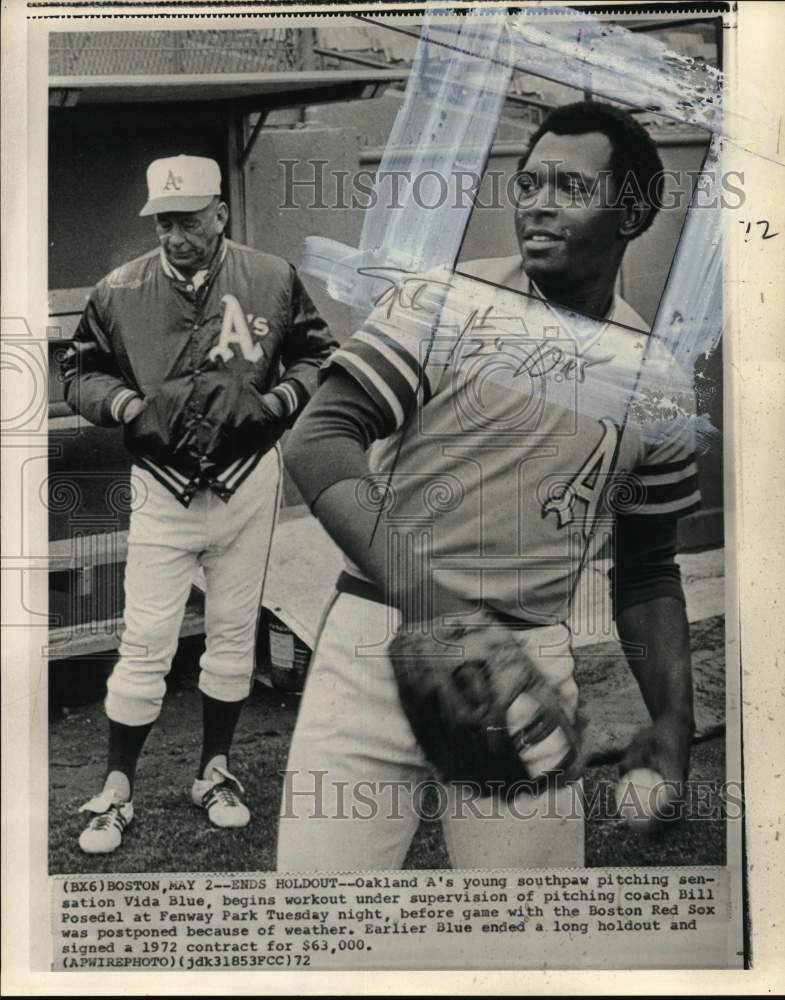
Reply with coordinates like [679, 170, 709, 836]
[50, 628, 726, 875]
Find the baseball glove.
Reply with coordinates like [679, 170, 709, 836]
[389, 618, 583, 799]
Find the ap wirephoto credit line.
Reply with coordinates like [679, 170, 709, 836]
[3, 0, 785, 992]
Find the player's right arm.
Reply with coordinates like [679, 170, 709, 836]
[285, 367, 390, 577]
[284, 308, 467, 622]
[62, 286, 144, 426]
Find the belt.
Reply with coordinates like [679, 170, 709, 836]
[335, 572, 554, 631]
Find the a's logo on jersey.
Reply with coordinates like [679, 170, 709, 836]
[542, 418, 619, 537]
[208, 294, 266, 364]
[162, 171, 183, 191]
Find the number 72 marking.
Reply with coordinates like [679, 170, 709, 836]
[739, 219, 779, 240]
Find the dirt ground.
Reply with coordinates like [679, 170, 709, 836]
[49, 617, 728, 875]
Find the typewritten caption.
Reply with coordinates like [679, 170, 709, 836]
[51, 868, 730, 971]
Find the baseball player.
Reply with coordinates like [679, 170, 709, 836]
[62, 154, 336, 854]
[277, 102, 700, 870]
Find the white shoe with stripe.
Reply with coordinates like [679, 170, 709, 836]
[78, 789, 134, 854]
[191, 765, 250, 828]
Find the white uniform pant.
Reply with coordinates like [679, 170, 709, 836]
[277, 593, 584, 871]
[105, 449, 281, 726]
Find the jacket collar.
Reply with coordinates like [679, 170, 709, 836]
[159, 237, 228, 290]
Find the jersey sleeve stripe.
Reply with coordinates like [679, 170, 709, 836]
[642, 474, 700, 506]
[329, 352, 405, 428]
[636, 461, 698, 487]
[634, 492, 702, 517]
[635, 454, 696, 476]
[355, 328, 422, 395]
[361, 322, 433, 402]
[342, 340, 417, 407]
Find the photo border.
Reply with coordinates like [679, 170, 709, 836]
[2, 0, 784, 994]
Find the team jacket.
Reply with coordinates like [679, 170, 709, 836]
[62, 238, 336, 506]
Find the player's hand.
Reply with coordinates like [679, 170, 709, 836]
[122, 396, 146, 423]
[620, 716, 693, 784]
[616, 718, 693, 831]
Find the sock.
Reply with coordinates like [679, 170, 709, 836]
[104, 770, 131, 803]
[106, 719, 153, 796]
[199, 694, 245, 778]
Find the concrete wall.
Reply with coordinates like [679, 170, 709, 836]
[243, 125, 365, 345]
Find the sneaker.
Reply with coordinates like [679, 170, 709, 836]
[78, 789, 134, 854]
[191, 765, 250, 828]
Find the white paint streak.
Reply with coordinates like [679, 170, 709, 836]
[299, 5, 728, 449]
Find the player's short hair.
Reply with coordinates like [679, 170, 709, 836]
[517, 101, 665, 237]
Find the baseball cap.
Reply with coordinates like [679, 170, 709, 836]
[140, 155, 222, 217]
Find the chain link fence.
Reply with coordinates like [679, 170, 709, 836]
[50, 29, 305, 76]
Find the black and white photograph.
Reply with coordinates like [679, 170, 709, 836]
[2, 0, 785, 990]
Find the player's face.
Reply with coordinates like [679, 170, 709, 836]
[514, 131, 624, 305]
[155, 199, 228, 275]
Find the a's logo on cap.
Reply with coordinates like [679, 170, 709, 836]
[163, 171, 183, 192]
[139, 155, 221, 217]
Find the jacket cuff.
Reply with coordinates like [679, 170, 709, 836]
[108, 387, 142, 425]
[271, 381, 305, 419]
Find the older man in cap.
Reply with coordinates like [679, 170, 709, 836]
[63, 154, 336, 854]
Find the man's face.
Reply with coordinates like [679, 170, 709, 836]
[155, 199, 228, 274]
[514, 130, 624, 295]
